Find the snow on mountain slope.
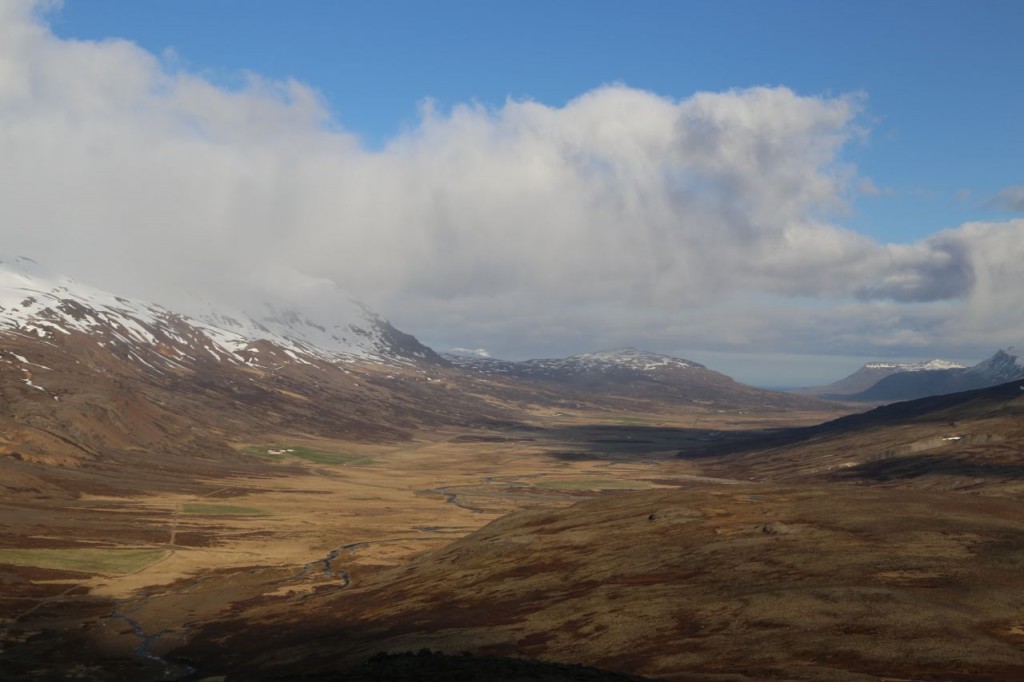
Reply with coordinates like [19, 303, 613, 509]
[526, 348, 698, 374]
[795, 358, 967, 397]
[440, 346, 696, 376]
[439, 345, 832, 410]
[964, 348, 1024, 384]
[801, 349, 1023, 403]
[443, 347, 700, 377]
[0, 256, 439, 368]
[863, 359, 966, 372]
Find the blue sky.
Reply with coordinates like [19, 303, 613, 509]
[4, 0, 1023, 385]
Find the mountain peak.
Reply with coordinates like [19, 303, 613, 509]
[966, 347, 1024, 382]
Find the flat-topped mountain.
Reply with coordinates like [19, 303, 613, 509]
[445, 347, 697, 376]
[446, 347, 834, 411]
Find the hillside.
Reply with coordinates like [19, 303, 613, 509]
[695, 379, 1024, 493]
[179, 482, 1024, 681]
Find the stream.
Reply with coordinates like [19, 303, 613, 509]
[108, 610, 196, 681]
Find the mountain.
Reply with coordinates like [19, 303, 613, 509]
[965, 347, 1024, 384]
[795, 350, 1023, 403]
[445, 347, 698, 375]
[445, 347, 833, 411]
[839, 349, 1023, 402]
[0, 258, 840, 486]
[0, 256, 511, 481]
[0, 255, 443, 369]
[794, 358, 966, 397]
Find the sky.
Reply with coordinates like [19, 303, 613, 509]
[2, 0, 1023, 386]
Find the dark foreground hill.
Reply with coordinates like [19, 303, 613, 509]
[267, 650, 652, 681]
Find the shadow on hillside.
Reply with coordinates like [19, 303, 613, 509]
[833, 454, 1024, 481]
[520, 424, 778, 460]
[285, 649, 654, 681]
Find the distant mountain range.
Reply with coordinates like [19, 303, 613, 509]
[0, 257, 838, 476]
[797, 349, 1024, 402]
[444, 347, 829, 410]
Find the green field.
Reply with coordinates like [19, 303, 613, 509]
[533, 479, 652, 490]
[243, 444, 372, 466]
[0, 548, 168, 575]
[182, 503, 267, 516]
[615, 416, 654, 425]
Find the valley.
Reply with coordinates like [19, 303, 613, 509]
[2, 259, 1024, 681]
[0, 407, 838, 681]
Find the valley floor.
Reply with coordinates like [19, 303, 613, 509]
[4, 398, 1024, 681]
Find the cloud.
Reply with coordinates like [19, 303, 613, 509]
[854, 236, 974, 303]
[989, 185, 1024, 212]
[857, 177, 893, 198]
[1, 1, 1021, 365]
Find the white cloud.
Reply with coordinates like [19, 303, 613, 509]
[1, 1, 1021, 369]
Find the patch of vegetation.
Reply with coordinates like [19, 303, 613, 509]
[0, 548, 167, 575]
[243, 444, 372, 466]
[182, 503, 267, 516]
[533, 479, 651, 490]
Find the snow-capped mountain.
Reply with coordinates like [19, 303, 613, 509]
[964, 348, 1024, 384]
[444, 347, 699, 377]
[800, 349, 1023, 403]
[0, 256, 514, 468]
[530, 348, 697, 374]
[863, 359, 966, 372]
[444, 347, 830, 410]
[0, 256, 441, 369]
[796, 359, 966, 398]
